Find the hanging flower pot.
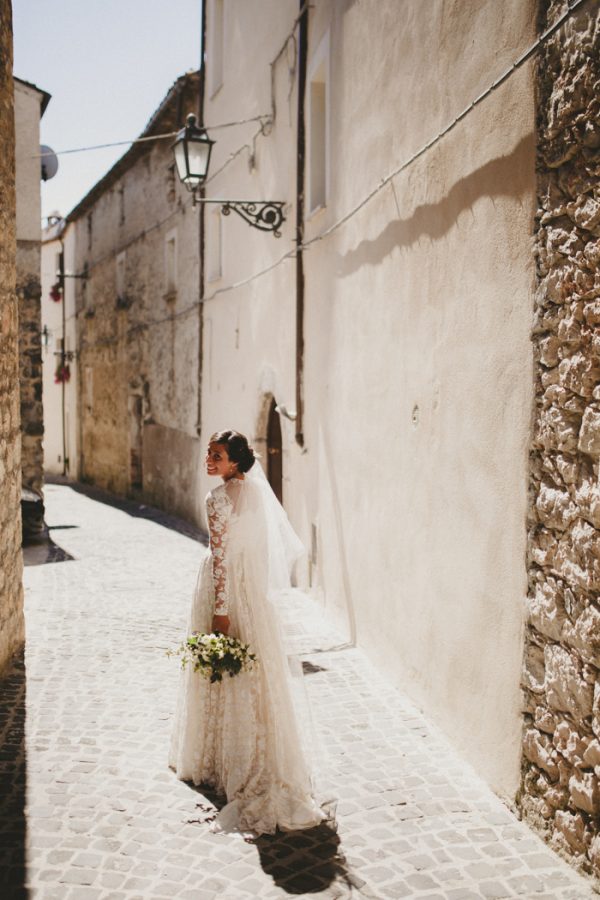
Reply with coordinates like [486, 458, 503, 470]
[54, 362, 70, 384]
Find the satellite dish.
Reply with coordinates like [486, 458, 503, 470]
[40, 145, 59, 181]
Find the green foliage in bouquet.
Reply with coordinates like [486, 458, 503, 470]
[167, 632, 257, 683]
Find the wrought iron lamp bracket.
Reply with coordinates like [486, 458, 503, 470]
[193, 196, 285, 237]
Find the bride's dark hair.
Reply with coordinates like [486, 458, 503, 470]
[210, 430, 256, 473]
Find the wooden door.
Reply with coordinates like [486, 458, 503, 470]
[267, 398, 283, 504]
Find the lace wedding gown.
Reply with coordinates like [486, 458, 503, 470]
[168, 465, 325, 836]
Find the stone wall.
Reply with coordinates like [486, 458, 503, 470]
[521, 0, 600, 877]
[71, 72, 202, 518]
[17, 239, 43, 494]
[0, 0, 25, 673]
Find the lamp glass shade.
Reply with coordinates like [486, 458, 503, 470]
[173, 117, 214, 189]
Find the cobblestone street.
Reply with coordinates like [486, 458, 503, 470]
[0, 482, 597, 900]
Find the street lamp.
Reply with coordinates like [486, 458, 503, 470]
[173, 114, 214, 192]
[172, 113, 286, 237]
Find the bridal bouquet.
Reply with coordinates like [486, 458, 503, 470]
[167, 632, 257, 683]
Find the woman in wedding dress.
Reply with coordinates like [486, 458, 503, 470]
[169, 429, 325, 836]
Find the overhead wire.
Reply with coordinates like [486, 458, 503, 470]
[71, 0, 590, 353]
[33, 115, 272, 159]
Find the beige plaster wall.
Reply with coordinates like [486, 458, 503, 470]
[202, 0, 536, 797]
[41, 225, 79, 478]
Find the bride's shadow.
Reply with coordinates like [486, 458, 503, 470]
[191, 788, 350, 894]
[251, 818, 350, 895]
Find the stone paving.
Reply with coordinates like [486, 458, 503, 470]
[0, 482, 598, 900]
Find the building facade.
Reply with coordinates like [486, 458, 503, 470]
[0, 0, 24, 673]
[14, 76, 50, 527]
[41, 217, 79, 479]
[65, 0, 600, 877]
[200, 0, 536, 795]
[68, 72, 202, 521]
[199, 0, 599, 878]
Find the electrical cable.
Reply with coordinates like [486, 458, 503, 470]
[33, 115, 272, 159]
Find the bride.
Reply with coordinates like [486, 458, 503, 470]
[169, 429, 326, 836]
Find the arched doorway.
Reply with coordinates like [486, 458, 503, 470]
[267, 397, 283, 504]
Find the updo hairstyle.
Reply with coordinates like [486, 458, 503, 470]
[210, 430, 256, 473]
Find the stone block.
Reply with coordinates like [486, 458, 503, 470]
[523, 729, 560, 781]
[583, 739, 600, 768]
[578, 404, 600, 456]
[535, 404, 580, 453]
[553, 809, 591, 855]
[554, 520, 600, 592]
[569, 770, 600, 815]
[535, 482, 577, 531]
[539, 334, 560, 367]
[589, 833, 600, 870]
[529, 526, 558, 569]
[534, 705, 557, 735]
[575, 474, 600, 530]
[562, 603, 600, 667]
[523, 643, 546, 695]
[552, 721, 590, 768]
[527, 577, 567, 642]
[544, 644, 594, 718]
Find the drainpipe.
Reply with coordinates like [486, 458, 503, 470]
[295, 0, 308, 448]
[58, 244, 67, 475]
[196, 5, 207, 439]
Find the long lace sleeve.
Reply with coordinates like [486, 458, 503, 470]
[206, 488, 233, 615]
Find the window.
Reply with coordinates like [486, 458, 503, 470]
[165, 229, 177, 296]
[85, 366, 93, 413]
[308, 31, 330, 214]
[119, 184, 125, 225]
[116, 251, 126, 301]
[207, 208, 222, 282]
[209, 0, 224, 98]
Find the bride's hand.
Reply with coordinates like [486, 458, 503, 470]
[212, 614, 230, 635]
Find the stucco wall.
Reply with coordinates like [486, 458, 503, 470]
[41, 225, 79, 478]
[0, 0, 25, 673]
[201, 0, 537, 798]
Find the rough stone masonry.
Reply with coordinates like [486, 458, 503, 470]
[520, 0, 600, 879]
[0, 0, 25, 674]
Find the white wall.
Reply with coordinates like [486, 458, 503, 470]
[14, 80, 42, 242]
[202, 0, 536, 799]
[41, 223, 79, 478]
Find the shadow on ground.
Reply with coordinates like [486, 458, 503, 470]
[0, 652, 27, 899]
[253, 819, 356, 895]
[46, 476, 207, 544]
[189, 785, 353, 895]
[22, 534, 74, 567]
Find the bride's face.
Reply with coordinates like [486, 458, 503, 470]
[206, 442, 236, 479]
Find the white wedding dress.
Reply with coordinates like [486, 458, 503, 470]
[168, 464, 325, 836]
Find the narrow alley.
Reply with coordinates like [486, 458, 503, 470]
[0, 482, 596, 900]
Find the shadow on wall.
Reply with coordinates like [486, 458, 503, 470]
[336, 133, 535, 278]
[0, 651, 27, 898]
